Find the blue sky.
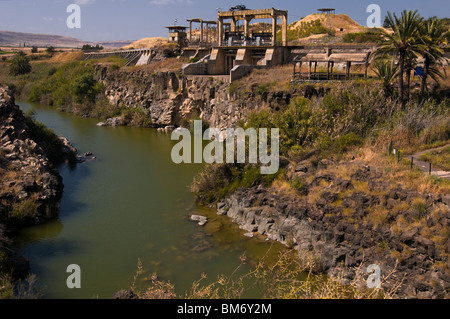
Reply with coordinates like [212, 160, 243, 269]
[0, 0, 449, 41]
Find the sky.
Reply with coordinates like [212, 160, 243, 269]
[0, 0, 449, 42]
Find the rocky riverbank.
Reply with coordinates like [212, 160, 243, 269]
[94, 65, 327, 130]
[215, 158, 450, 299]
[0, 84, 77, 279]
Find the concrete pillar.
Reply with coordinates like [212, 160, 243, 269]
[244, 16, 252, 40]
[200, 20, 204, 45]
[231, 17, 237, 32]
[272, 14, 277, 46]
[218, 18, 223, 46]
[281, 14, 288, 46]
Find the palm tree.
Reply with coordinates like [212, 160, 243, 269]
[371, 58, 399, 98]
[376, 10, 424, 107]
[418, 17, 448, 100]
[404, 51, 419, 100]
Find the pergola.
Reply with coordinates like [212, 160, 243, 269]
[217, 8, 288, 46]
[293, 50, 371, 81]
[187, 19, 219, 46]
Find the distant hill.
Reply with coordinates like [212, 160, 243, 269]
[290, 14, 365, 34]
[0, 30, 133, 49]
[121, 37, 168, 49]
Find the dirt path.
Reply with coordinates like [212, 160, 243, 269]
[406, 144, 450, 180]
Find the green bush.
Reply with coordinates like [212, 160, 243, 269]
[334, 132, 364, 153]
[24, 113, 65, 165]
[28, 61, 105, 108]
[9, 51, 31, 76]
[191, 164, 284, 204]
[343, 31, 383, 43]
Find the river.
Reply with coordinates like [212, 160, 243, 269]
[13, 102, 285, 299]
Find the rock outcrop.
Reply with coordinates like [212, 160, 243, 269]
[216, 161, 450, 299]
[95, 66, 327, 130]
[0, 85, 68, 227]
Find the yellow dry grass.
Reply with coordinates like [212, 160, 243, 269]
[290, 14, 365, 34]
[49, 51, 84, 63]
[121, 37, 169, 49]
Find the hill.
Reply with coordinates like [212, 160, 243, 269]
[0, 30, 133, 49]
[121, 37, 169, 49]
[0, 30, 87, 48]
[290, 13, 365, 34]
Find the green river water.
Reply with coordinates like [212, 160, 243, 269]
[13, 102, 286, 299]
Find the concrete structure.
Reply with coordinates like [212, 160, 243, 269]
[166, 26, 188, 48]
[83, 48, 152, 66]
[292, 46, 373, 81]
[187, 19, 218, 47]
[217, 8, 288, 47]
[181, 8, 290, 81]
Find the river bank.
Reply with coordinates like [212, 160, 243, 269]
[1, 56, 449, 299]
[0, 85, 77, 288]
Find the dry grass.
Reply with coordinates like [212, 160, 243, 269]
[121, 37, 169, 50]
[234, 64, 293, 92]
[131, 250, 401, 299]
[357, 147, 450, 196]
[290, 14, 366, 34]
[136, 57, 188, 74]
[49, 51, 84, 63]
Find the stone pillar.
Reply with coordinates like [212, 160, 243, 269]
[189, 20, 193, 43]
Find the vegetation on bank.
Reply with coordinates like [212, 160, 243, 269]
[127, 252, 399, 299]
[419, 146, 450, 171]
[192, 79, 449, 204]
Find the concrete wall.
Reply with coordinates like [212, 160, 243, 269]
[230, 65, 265, 82]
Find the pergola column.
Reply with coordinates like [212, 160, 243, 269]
[231, 17, 237, 32]
[200, 20, 204, 44]
[281, 14, 288, 46]
[218, 18, 223, 46]
[244, 16, 252, 40]
[272, 14, 277, 46]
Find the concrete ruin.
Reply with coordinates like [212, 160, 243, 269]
[181, 8, 291, 81]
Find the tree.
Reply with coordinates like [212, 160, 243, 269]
[31, 46, 38, 53]
[371, 58, 399, 98]
[46, 46, 55, 54]
[70, 73, 102, 103]
[418, 17, 448, 101]
[376, 10, 424, 107]
[9, 51, 32, 76]
[81, 44, 104, 52]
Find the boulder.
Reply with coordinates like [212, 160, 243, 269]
[190, 215, 209, 226]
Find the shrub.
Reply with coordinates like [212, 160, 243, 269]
[9, 51, 31, 76]
[343, 31, 383, 43]
[70, 73, 101, 103]
[24, 113, 65, 165]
